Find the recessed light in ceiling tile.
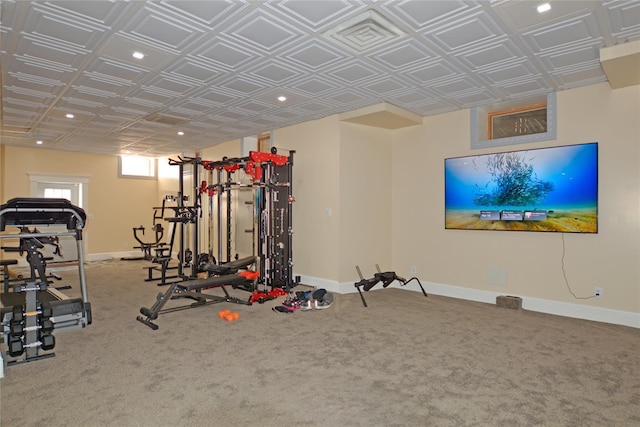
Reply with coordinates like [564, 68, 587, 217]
[66, 113, 75, 118]
[278, 96, 287, 102]
[537, 3, 551, 13]
[133, 51, 145, 59]
[322, 10, 407, 53]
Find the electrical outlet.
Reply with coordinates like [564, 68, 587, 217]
[594, 287, 602, 298]
[411, 266, 417, 275]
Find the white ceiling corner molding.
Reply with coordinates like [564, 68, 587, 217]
[339, 103, 423, 129]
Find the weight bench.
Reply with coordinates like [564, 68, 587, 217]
[0, 198, 92, 365]
[136, 257, 257, 330]
[354, 264, 427, 307]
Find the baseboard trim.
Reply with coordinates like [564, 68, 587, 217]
[298, 274, 639, 329]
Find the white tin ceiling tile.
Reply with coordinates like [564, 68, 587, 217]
[98, 33, 179, 71]
[41, 0, 132, 27]
[142, 75, 199, 97]
[391, 89, 438, 105]
[491, 0, 598, 33]
[430, 78, 483, 96]
[456, 39, 525, 71]
[428, 11, 505, 52]
[59, 96, 105, 110]
[249, 62, 301, 84]
[74, 73, 134, 95]
[123, 95, 165, 110]
[111, 103, 154, 117]
[84, 57, 148, 84]
[118, 4, 206, 52]
[362, 77, 408, 96]
[254, 87, 310, 106]
[154, 0, 246, 27]
[479, 61, 540, 85]
[266, 0, 365, 31]
[192, 39, 258, 70]
[3, 85, 55, 103]
[371, 40, 435, 70]
[16, 34, 88, 70]
[171, 100, 218, 114]
[69, 84, 120, 100]
[283, 39, 348, 70]
[196, 89, 238, 106]
[522, 14, 603, 53]
[8, 56, 73, 85]
[329, 60, 380, 83]
[6, 70, 66, 93]
[536, 41, 603, 70]
[495, 78, 552, 96]
[2, 104, 42, 121]
[604, 1, 640, 42]
[291, 77, 335, 96]
[294, 99, 334, 113]
[451, 90, 502, 107]
[163, 60, 223, 84]
[24, 3, 106, 50]
[406, 60, 463, 85]
[382, 0, 476, 31]
[225, 9, 303, 52]
[323, 89, 368, 104]
[219, 77, 267, 96]
[548, 66, 608, 89]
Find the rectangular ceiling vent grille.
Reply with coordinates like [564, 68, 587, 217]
[322, 10, 407, 53]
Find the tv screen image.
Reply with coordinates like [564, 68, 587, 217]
[445, 142, 598, 233]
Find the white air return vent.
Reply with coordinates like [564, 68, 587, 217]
[322, 10, 406, 53]
[143, 113, 187, 126]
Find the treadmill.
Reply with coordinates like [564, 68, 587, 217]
[0, 198, 92, 365]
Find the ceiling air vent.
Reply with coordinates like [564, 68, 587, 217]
[322, 10, 406, 53]
[143, 113, 187, 126]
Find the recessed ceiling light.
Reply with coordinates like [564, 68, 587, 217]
[177, 131, 184, 136]
[133, 51, 145, 59]
[277, 96, 287, 102]
[36, 140, 43, 145]
[537, 3, 551, 13]
[66, 113, 74, 119]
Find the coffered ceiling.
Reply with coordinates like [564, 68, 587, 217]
[1, 1, 639, 157]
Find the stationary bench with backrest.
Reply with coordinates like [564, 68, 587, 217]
[136, 255, 257, 330]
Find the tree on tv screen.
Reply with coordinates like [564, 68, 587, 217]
[473, 152, 554, 207]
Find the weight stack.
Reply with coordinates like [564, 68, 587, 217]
[496, 295, 522, 310]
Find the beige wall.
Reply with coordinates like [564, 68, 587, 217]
[274, 116, 341, 281]
[338, 123, 393, 281]
[1, 146, 159, 256]
[1, 82, 637, 324]
[391, 82, 640, 315]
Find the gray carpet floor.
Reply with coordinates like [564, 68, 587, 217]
[1, 259, 638, 427]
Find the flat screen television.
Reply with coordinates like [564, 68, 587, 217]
[444, 142, 598, 233]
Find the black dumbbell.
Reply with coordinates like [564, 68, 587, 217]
[9, 320, 24, 337]
[40, 302, 53, 319]
[40, 334, 55, 351]
[8, 336, 24, 357]
[12, 305, 24, 323]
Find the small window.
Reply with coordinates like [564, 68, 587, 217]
[119, 156, 157, 179]
[470, 92, 557, 149]
[488, 104, 547, 139]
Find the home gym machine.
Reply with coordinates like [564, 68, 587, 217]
[136, 148, 297, 330]
[354, 264, 427, 307]
[0, 198, 92, 365]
